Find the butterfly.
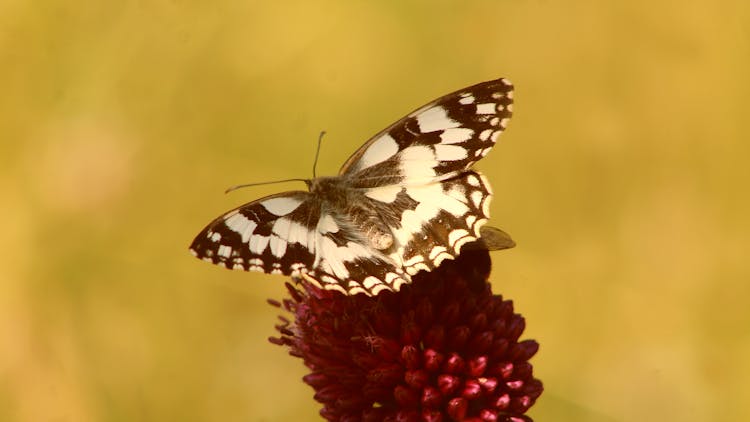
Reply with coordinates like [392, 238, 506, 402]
[190, 78, 514, 296]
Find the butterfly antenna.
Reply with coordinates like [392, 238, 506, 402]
[225, 178, 309, 194]
[312, 131, 326, 179]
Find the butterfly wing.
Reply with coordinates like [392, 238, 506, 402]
[350, 170, 494, 277]
[190, 188, 412, 295]
[189, 192, 321, 276]
[339, 78, 513, 183]
[300, 235, 412, 296]
[337, 78, 513, 279]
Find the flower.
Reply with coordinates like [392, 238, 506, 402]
[269, 247, 543, 421]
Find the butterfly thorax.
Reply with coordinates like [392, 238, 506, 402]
[307, 176, 349, 205]
[308, 176, 395, 251]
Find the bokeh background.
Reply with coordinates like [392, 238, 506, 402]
[2, 1, 749, 421]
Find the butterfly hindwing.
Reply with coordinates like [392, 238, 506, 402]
[352, 171, 493, 277]
[394, 171, 493, 275]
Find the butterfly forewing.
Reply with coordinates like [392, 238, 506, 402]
[339, 78, 513, 181]
[190, 78, 514, 295]
[190, 192, 320, 275]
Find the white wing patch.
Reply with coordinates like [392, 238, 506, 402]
[459, 94, 475, 105]
[440, 128, 474, 144]
[249, 233, 270, 254]
[269, 235, 287, 258]
[273, 218, 313, 248]
[434, 144, 468, 161]
[364, 185, 401, 203]
[217, 245, 232, 258]
[262, 197, 304, 216]
[476, 103, 497, 115]
[414, 106, 460, 132]
[399, 146, 438, 180]
[357, 134, 399, 169]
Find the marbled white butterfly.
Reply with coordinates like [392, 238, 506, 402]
[190, 78, 513, 296]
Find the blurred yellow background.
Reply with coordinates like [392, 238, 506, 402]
[2, 1, 748, 421]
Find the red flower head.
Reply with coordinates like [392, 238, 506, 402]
[270, 243, 542, 421]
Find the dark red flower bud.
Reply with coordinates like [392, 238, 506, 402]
[446, 397, 468, 420]
[404, 369, 429, 389]
[468, 355, 488, 377]
[437, 374, 460, 396]
[423, 349, 444, 372]
[461, 379, 483, 400]
[421, 385, 443, 409]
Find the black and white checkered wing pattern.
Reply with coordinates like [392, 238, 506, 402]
[190, 190, 413, 296]
[190, 78, 514, 296]
[339, 78, 513, 282]
[190, 192, 320, 276]
[340, 78, 513, 182]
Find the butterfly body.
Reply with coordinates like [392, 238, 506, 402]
[191, 78, 513, 295]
